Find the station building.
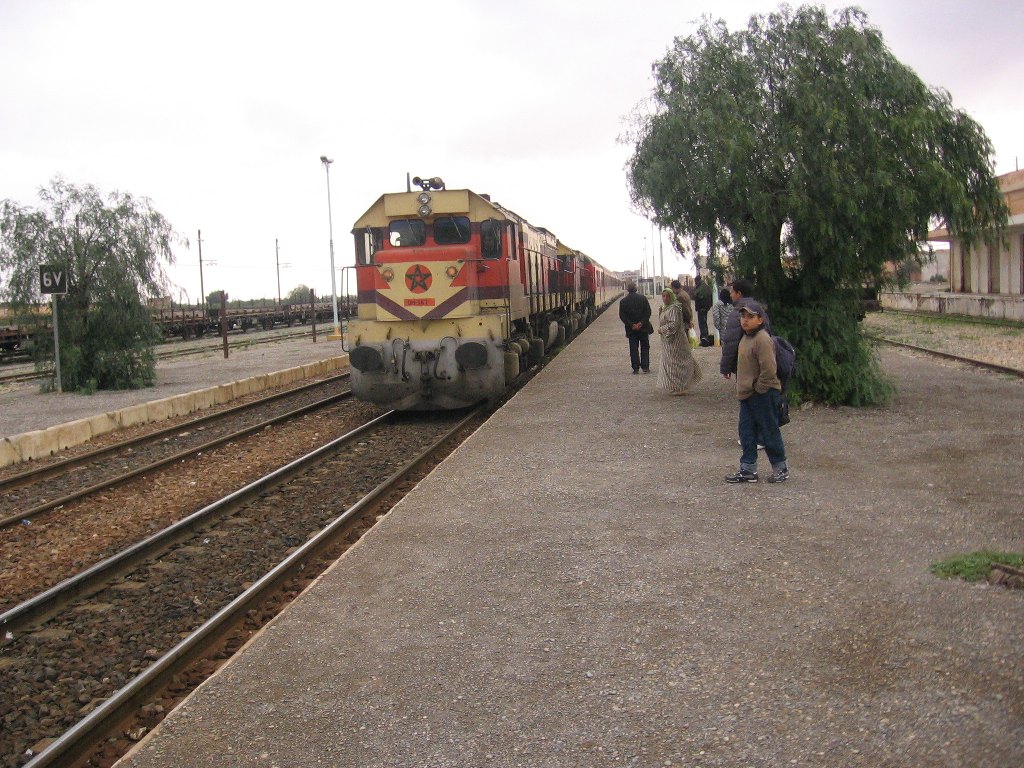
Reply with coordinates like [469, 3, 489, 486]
[882, 168, 1024, 321]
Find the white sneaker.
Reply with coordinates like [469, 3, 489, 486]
[736, 439, 765, 450]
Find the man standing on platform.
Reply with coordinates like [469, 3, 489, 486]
[720, 278, 771, 378]
[619, 281, 653, 374]
[694, 275, 714, 346]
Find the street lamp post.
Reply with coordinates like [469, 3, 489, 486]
[643, 236, 647, 295]
[658, 227, 665, 292]
[320, 155, 342, 339]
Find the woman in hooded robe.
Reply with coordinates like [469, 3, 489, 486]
[656, 287, 702, 395]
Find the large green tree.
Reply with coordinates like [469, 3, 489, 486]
[0, 178, 180, 390]
[627, 5, 1007, 404]
[284, 284, 314, 305]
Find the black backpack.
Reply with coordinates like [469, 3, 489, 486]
[772, 335, 796, 426]
[772, 335, 796, 393]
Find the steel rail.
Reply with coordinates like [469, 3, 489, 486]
[0, 386, 354, 529]
[867, 334, 1024, 379]
[0, 410, 394, 634]
[0, 329, 336, 385]
[153, 328, 318, 361]
[0, 373, 349, 495]
[21, 405, 481, 768]
[0, 368, 39, 384]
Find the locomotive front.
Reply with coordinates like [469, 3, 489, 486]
[346, 179, 518, 410]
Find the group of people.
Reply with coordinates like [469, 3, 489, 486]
[618, 277, 789, 484]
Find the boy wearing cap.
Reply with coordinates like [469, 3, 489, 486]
[725, 301, 789, 484]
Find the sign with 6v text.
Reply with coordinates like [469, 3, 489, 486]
[39, 265, 68, 294]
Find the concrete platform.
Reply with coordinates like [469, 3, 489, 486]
[114, 305, 1023, 767]
[0, 338, 347, 468]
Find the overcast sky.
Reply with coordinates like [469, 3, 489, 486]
[1, 0, 1021, 303]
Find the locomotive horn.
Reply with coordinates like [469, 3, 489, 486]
[411, 176, 444, 191]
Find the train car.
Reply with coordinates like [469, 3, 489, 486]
[345, 177, 624, 410]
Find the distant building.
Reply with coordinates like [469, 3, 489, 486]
[929, 168, 1024, 297]
[883, 248, 949, 284]
[618, 270, 641, 285]
[882, 169, 1024, 320]
[919, 249, 949, 283]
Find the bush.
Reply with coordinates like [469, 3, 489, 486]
[773, 294, 894, 407]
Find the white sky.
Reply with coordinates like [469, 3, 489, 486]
[1, 0, 1021, 302]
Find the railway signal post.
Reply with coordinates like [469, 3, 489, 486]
[39, 264, 68, 393]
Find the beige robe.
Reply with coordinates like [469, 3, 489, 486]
[656, 302, 702, 392]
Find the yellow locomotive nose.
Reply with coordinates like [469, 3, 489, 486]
[369, 255, 478, 322]
[346, 183, 624, 410]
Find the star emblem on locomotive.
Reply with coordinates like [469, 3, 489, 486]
[405, 264, 432, 293]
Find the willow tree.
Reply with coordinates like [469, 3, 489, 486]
[0, 178, 179, 391]
[627, 5, 1006, 405]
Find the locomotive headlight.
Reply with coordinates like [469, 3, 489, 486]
[382, 267, 395, 282]
[417, 192, 431, 204]
[455, 342, 489, 370]
[350, 345, 384, 372]
[418, 204, 432, 217]
[445, 265, 458, 279]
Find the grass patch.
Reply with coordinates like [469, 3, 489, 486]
[930, 551, 1024, 582]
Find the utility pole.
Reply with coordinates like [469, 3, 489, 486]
[276, 238, 281, 305]
[197, 229, 205, 306]
[659, 227, 665, 290]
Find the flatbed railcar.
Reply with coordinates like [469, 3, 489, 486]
[345, 177, 624, 410]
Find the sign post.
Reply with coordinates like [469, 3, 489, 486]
[39, 265, 68, 393]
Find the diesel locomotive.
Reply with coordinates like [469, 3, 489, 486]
[344, 177, 624, 410]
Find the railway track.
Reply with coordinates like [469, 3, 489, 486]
[0, 374, 355, 529]
[0, 328, 330, 387]
[152, 327, 322, 362]
[0, 309, 590, 767]
[867, 334, 1024, 379]
[1, 406, 484, 768]
[0, 368, 40, 385]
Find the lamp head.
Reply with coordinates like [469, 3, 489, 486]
[320, 155, 332, 166]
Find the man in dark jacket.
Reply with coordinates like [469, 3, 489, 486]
[720, 278, 772, 377]
[618, 281, 653, 374]
[694, 275, 714, 345]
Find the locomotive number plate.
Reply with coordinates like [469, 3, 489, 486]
[405, 298, 435, 307]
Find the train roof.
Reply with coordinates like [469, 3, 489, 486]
[557, 239, 598, 266]
[349, 186, 612, 274]
[351, 189, 509, 230]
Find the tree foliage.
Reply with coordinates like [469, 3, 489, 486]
[0, 178, 180, 391]
[284, 284, 314, 305]
[627, 4, 1007, 404]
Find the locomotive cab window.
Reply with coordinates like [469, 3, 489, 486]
[481, 219, 503, 260]
[355, 227, 382, 265]
[389, 220, 427, 247]
[433, 216, 471, 245]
